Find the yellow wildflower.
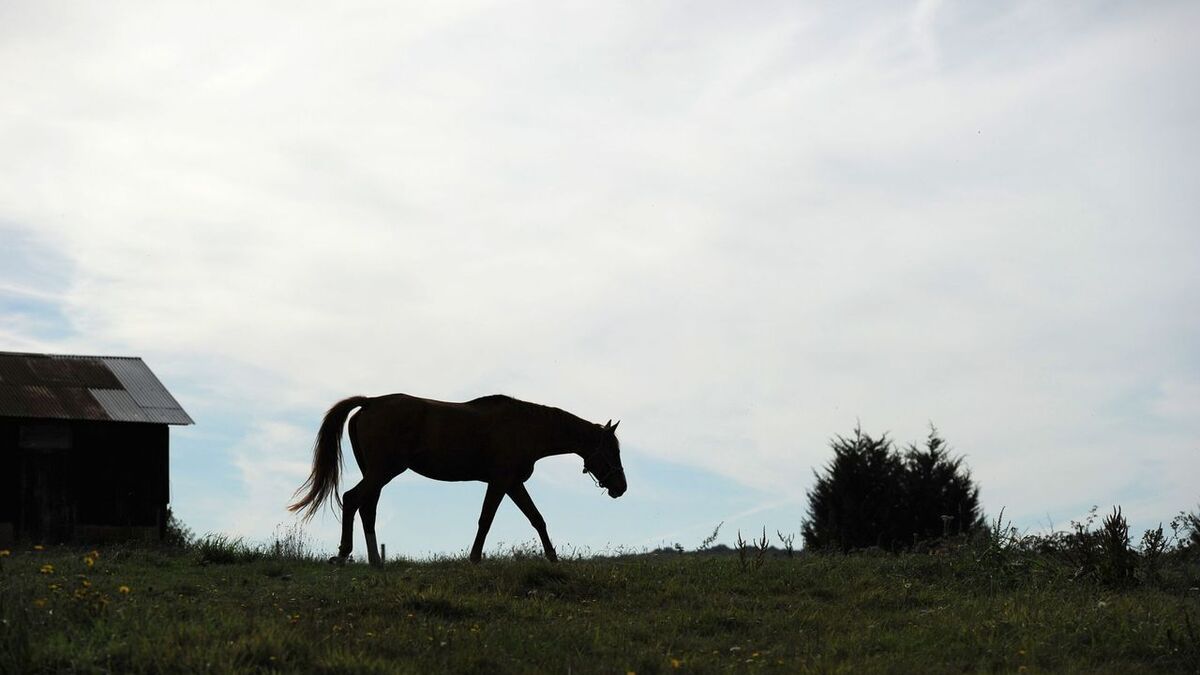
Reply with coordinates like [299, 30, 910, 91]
[39, 564, 54, 574]
[33, 545, 44, 551]
[670, 658, 683, 669]
[119, 585, 131, 594]
[0, 549, 11, 557]
[83, 556, 95, 568]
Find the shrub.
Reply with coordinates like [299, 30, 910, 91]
[1173, 507, 1200, 555]
[802, 424, 982, 552]
[901, 426, 984, 542]
[163, 507, 194, 549]
[802, 426, 906, 552]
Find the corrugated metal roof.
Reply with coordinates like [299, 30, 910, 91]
[88, 389, 151, 423]
[90, 388, 192, 425]
[0, 352, 193, 425]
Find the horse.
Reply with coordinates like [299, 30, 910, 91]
[288, 393, 626, 566]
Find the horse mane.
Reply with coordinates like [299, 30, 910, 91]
[467, 394, 595, 436]
[468, 394, 568, 417]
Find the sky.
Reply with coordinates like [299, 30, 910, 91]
[1, 0, 1198, 557]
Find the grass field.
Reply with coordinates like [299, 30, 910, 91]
[2, 538, 1199, 674]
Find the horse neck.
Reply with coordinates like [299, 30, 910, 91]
[526, 407, 596, 460]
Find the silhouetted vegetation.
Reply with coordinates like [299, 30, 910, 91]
[976, 505, 1200, 591]
[802, 425, 982, 552]
[162, 507, 194, 549]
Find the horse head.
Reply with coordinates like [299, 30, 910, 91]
[583, 420, 627, 498]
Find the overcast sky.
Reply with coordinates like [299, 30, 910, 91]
[2, 0, 1197, 556]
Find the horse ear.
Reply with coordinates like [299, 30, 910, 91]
[611, 420, 620, 432]
[605, 419, 613, 429]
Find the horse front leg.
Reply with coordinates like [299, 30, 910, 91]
[469, 482, 506, 563]
[507, 482, 557, 562]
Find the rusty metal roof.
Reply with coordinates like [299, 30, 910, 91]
[0, 352, 193, 425]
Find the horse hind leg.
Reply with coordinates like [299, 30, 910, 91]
[359, 481, 387, 567]
[332, 483, 363, 564]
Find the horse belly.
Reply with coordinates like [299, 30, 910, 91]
[407, 447, 489, 482]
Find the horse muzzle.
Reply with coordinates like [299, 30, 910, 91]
[607, 479, 627, 499]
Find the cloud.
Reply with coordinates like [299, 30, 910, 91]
[2, 0, 1198, 548]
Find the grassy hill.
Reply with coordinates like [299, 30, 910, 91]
[2, 538, 1198, 673]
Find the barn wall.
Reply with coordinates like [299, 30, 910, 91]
[0, 419, 17, 544]
[0, 417, 169, 543]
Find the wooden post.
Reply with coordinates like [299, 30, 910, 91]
[381, 543, 386, 564]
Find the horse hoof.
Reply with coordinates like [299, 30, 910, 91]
[328, 555, 348, 566]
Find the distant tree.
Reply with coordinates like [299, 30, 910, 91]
[802, 426, 905, 552]
[802, 424, 983, 552]
[900, 426, 983, 542]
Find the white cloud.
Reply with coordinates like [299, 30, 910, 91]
[2, 0, 1198, 546]
[224, 420, 317, 535]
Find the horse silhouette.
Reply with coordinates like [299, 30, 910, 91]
[289, 394, 626, 565]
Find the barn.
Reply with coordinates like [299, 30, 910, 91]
[0, 351, 193, 544]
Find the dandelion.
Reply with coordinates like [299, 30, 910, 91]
[83, 556, 95, 568]
[0, 549, 10, 557]
[33, 545, 44, 551]
[119, 585, 131, 594]
[39, 564, 54, 574]
[670, 658, 683, 669]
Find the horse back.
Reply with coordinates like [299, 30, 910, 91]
[353, 393, 527, 481]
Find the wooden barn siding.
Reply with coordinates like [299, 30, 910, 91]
[0, 418, 168, 544]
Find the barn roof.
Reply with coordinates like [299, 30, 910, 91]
[0, 352, 193, 425]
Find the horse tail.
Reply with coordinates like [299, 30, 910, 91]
[288, 396, 372, 521]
